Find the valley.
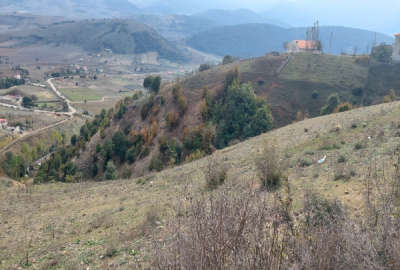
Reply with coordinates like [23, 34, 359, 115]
[0, 3, 399, 270]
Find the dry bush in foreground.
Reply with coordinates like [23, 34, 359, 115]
[153, 154, 400, 270]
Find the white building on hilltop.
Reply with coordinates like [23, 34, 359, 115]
[393, 33, 400, 62]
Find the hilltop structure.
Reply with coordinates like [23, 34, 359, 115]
[285, 21, 322, 54]
[286, 40, 321, 53]
[393, 33, 400, 62]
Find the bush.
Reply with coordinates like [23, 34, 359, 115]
[338, 155, 347, 163]
[299, 158, 312, 167]
[335, 102, 353, 113]
[320, 93, 339, 115]
[312, 90, 319, 99]
[143, 76, 162, 94]
[104, 161, 117, 180]
[255, 142, 285, 191]
[172, 83, 188, 115]
[149, 157, 163, 172]
[166, 111, 179, 130]
[177, 95, 188, 115]
[354, 142, 366, 150]
[216, 82, 273, 148]
[199, 64, 211, 72]
[141, 95, 155, 120]
[204, 155, 227, 190]
[222, 55, 234, 65]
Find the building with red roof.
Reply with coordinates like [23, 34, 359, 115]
[285, 40, 322, 54]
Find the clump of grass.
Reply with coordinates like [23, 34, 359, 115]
[319, 138, 341, 151]
[255, 141, 286, 191]
[204, 155, 227, 190]
[354, 142, 366, 150]
[104, 240, 118, 258]
[299, 158, 313, 167]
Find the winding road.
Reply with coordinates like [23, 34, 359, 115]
[0, 79, 79, 155]
[47, 78, 77, 116]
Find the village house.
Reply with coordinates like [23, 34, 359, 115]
[285, 40, 322, 54]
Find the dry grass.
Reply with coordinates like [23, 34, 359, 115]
[1, 101, 400, 268]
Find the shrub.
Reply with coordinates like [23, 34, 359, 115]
[335, 102, 353, 113]
[299, 158, 312, 167]
[159, 137, 183, 166]
[141, 95, 155, 120]
[149, 157, 163, 172]
[172, 83, 188, 115]
[222, 55, 234, 65]
[177, 95, 188, 115]
[312, 90, 319, 99]
[143, 76, 161, 94]
[184, 124, 216, 155]
[199, 64, 212, 72]
[354, 142, 366, 150]
[185, 149, 206, 163]
[216, 81, 273, 148]
[204, 155, 227, 190]
[338, 155, 347, 163]
[255, 142, 285, 191]
[166, 111, 179, 130]
[320, 93, 339, 115]
[104, 161, 117, 180]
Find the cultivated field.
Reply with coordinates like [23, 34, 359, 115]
[1, 100, 400, 269]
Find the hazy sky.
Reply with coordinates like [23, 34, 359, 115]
[130, 0, 400, 34]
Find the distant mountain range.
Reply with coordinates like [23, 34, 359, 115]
[192, 9, 290, 28]
[131, 9, 290, 42]
[187, 24, 394, 58]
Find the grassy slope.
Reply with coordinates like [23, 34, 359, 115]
[75, 53, 399, 179]
[1, 100, 400, 269]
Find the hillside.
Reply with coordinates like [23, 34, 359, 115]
[192, 9, 290, 28]
[2, 100, 400, 268]
[132, 14, 217, 41]
[34, 53, 399, 182]
[0, 19, 187, 62]
[187, 24, 393, 57]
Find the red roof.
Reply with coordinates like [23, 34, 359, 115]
[294, 40, 319, 50]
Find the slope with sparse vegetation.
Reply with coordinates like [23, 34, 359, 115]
[31, 53, 400, 182]
[1, 99, 400, 269]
